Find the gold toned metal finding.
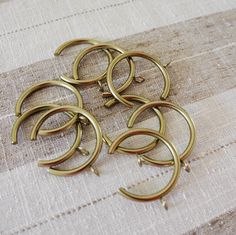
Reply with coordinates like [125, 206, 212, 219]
[128, 101, 196, 166]
[54, 38, 108, 56]
[103, 94, 166, 154]
[11, 104, 75, 144]
[77, 147, 90, 156]
[11, 104, 83, 167]
[61, 43, 135, 92]
[15, 80, 83, 135]
[55, 38, 113, 84]
[108, 128, 180, 201]
[31, 105, 103, 176]
[38, 123, 82, 167]
[106, 51, 170, 107]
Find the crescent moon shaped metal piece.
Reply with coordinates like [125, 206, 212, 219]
[11, 104, 75, 144]
[54, 38, 113, 84]
[128, 101, 196, 166]
[108, 128, 180, 201]
[30, 105, 103, 176]
[103, 94, 166, 154]
[15, 80, 83, 135]
[106, 51, 171, 107]
[61, 43, 135, 90]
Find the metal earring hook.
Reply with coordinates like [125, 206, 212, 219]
[31, 105, 103, 176]
[103, 94, 166, 154]
[106, 51, 171, 108]
[128, 100, 196, 168]
[108, 128, 180, 202]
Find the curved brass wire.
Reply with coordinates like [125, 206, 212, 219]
[38, 123, 82, 167]
[128, 101, 196, 166]
[61, 43, 135, 90]
[55, 38, 113, 83]
[108, 128, 180, 201]
[106, 51, 170, 107]
[11, 104, 75, 144]
[54, 38, 105, 56]
[31, 105, 103, 176]
[15, 80, 83, 135]
[103, 94, 166, 154]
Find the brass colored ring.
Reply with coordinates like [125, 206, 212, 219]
[106, 51, 170, 107]
[103, 94, 166, 154]
[61, 43, 135, 89]
[15, 80, 83, 135]
[11, 104, 76, 144]
[128, 101, 196, 166]
[108, 128, 180, 201]
[55, 38, 113, 83]
[54, 38, 106, 56]
[31, 105, 103, 176]
[37, 123, 82, 167]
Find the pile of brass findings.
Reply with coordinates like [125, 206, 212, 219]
[11, 38, 196, 207]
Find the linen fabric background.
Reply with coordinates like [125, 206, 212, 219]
[0, 0, 236, 234]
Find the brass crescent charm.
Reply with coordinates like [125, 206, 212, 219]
[106, 51, 170, 107]
[108, 128, 180, 201]
[31, 105, 103, 176]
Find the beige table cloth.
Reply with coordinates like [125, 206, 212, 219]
[0, 0, 236, 234]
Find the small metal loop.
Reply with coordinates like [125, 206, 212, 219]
[137, 155, 145, 167]
[103, 94, 166, 154]
[97, 80, 105, 92]
[78, 115, 90, 126]
[77, 147, 90, 156]
[106, 51, 170, 107]
[15, 80, 83, 135]
[181, 160, 191, 173]
[134, 76, 145, 83]
[61, 43, 135, 89]
[11, 104, 76, 144]
[90, 165, 100, 176]
[160, 198, 168, 210]
[109, 128, 180, 201]
[31, 105, 103, 176]
[128, 100, 196, 166]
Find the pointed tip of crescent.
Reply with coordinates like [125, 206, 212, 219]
[15, 112, 21, 117]
[30, 136, 37, 141]
[54, 51, 60, 56]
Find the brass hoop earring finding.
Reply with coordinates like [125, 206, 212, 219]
[31, 105, 103, 176]
[61, 43, 135, 93]
[128, 101, 196, 166]
[55, 38, 113, 84]
[108, 128, 180, 201]
[103, 94, 166, 154]
[106, 51, 170, 107]
[15, 80, 83, 136]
